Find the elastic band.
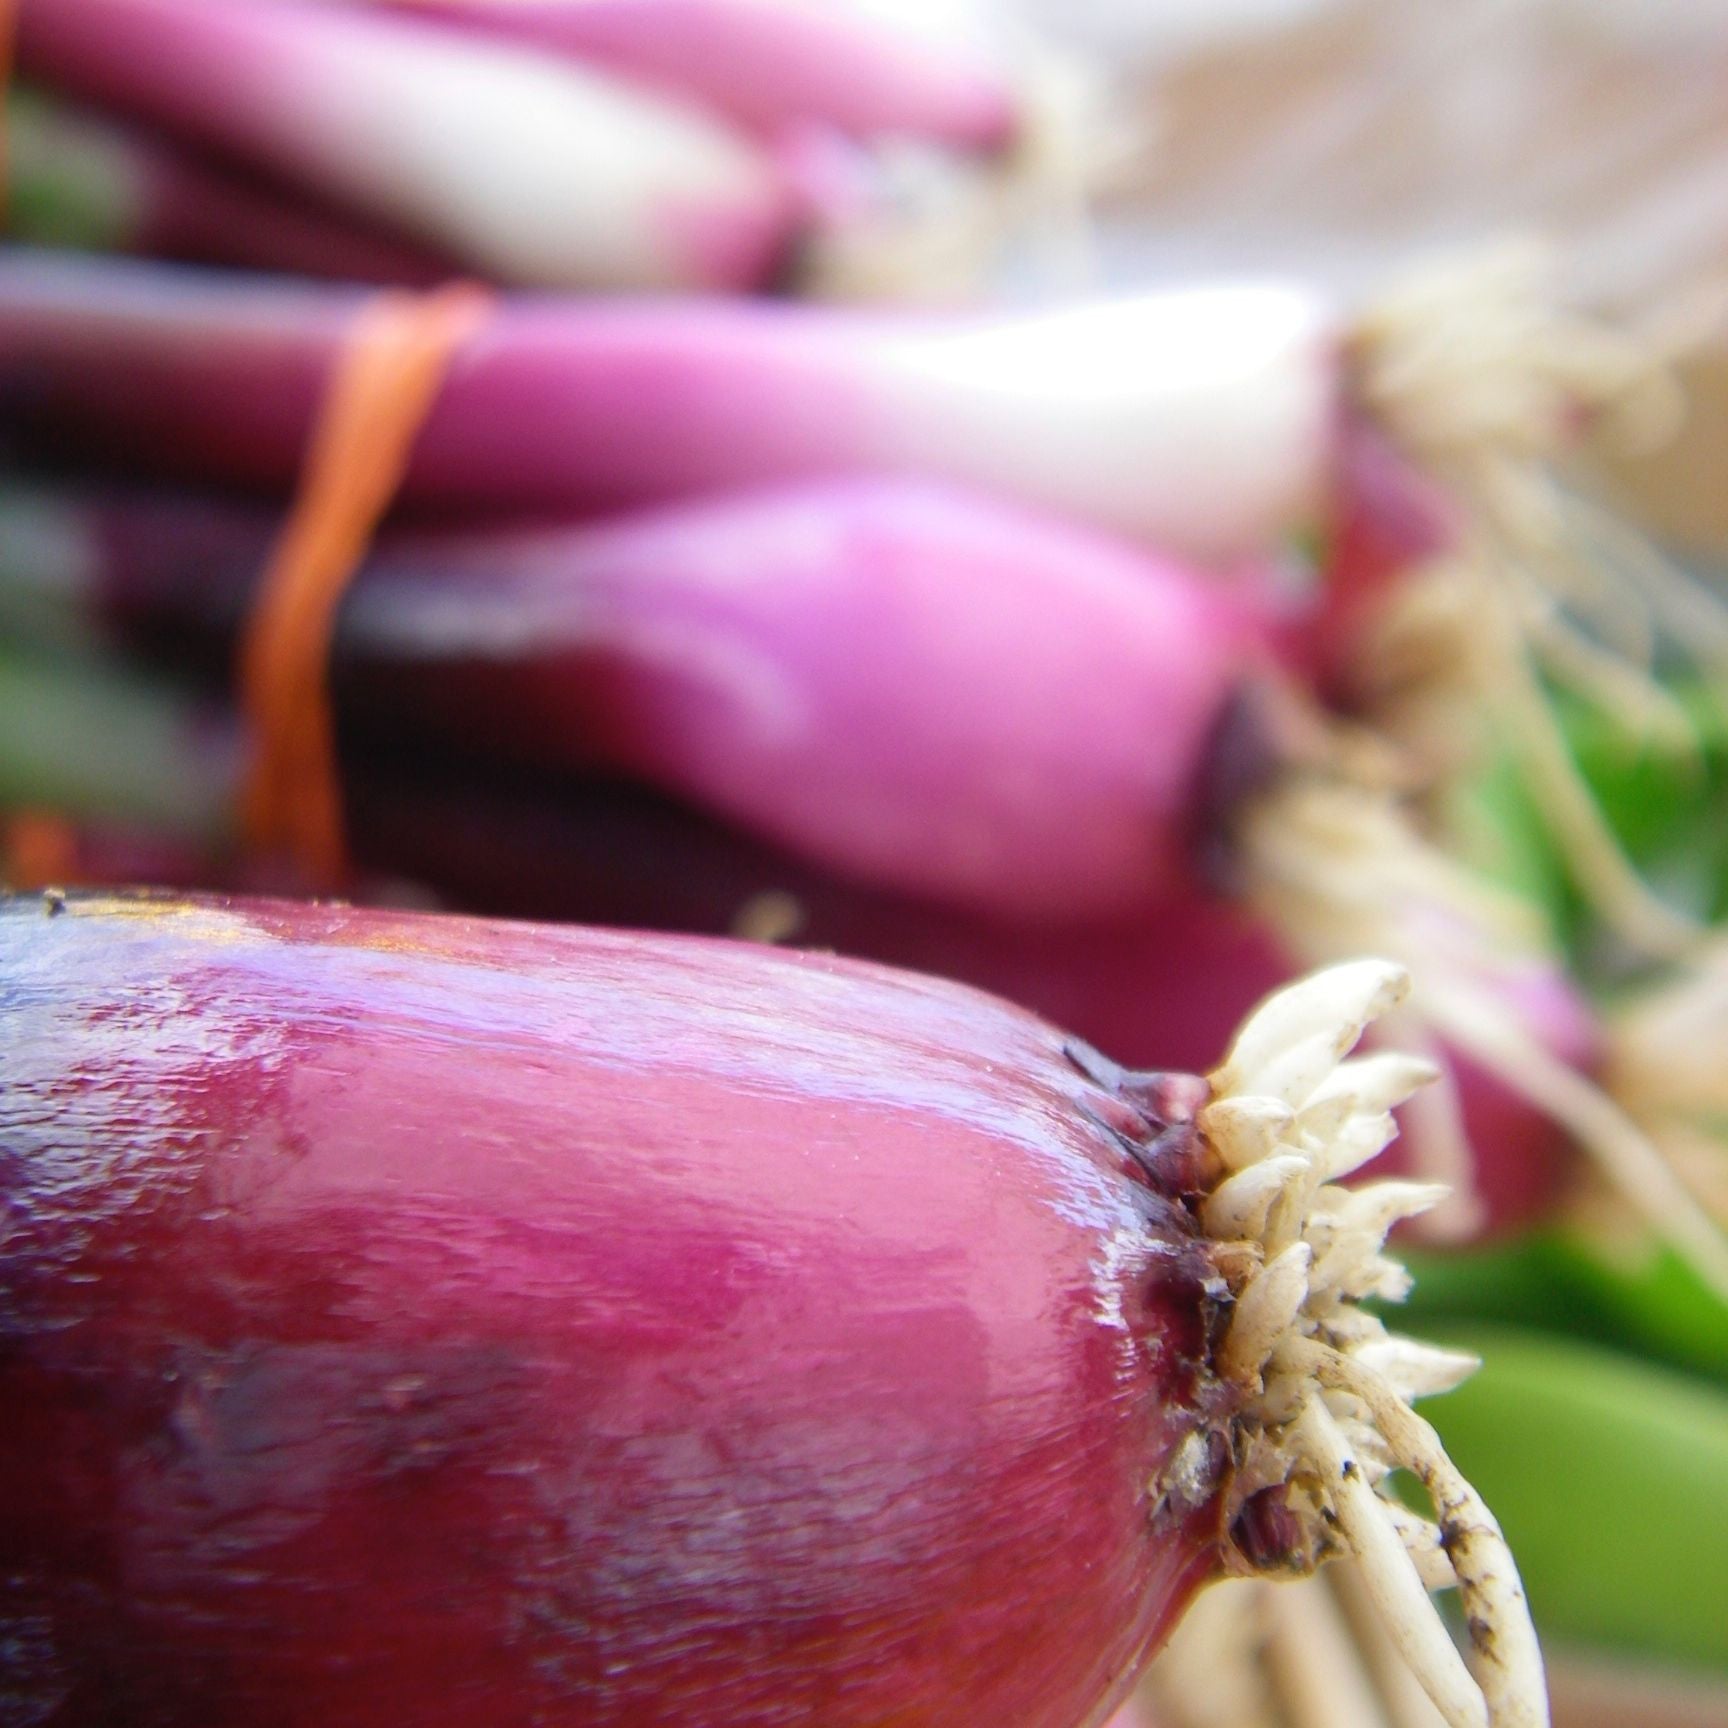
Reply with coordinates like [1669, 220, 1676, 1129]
[238, 280, 492, 887]
[3, 809, 78, 891]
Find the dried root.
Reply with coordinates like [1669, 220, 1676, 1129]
[1143, 1562, 1459, 1728]
[1237, 770, 1728, 1301]
[1599, 939, 1728, 1234]
[1347, 243, 1716, 960]
[1194, 961, 1548, 1728]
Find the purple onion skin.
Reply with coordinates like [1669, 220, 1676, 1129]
[9, 92, 459, 285]
[15, 0, 795, 294]
[64, 476, 1290, 922]
[1, 892, 1233, 1728]
[99, 125, 459, 286]
[339, 765, 1588, 1235]
[0, 250, 1335, 562]
[0, 254, 961, 504]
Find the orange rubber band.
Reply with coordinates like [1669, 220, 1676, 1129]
[238, 280, 493, 888]
[3, 809, 80, 891]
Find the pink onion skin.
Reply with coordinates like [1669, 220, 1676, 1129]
[1, 892, 1234, 1728]
[338, 768, 1588, 1237]
[1099, 1695, 1162, 1728]
[10, 91, 459, 285]
[119, 150, 456, 286]
[0, 258, 1030, 500]
[49, 475, 1290, 923]
[7, 776, 1586, 1237]
[352, 0, 1020, 149]
[16, 0, 794, 294]
[0, 251, 1337, 560]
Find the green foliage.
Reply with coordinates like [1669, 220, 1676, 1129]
[1417, 1325, 1728, 1671]
[1447, 680, 1728, 964]
[1397, 1229, 1728, 1391]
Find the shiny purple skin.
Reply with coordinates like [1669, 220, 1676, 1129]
[339, 768, 1589, 1236]
[0, 893, 1236, 1728]
[57, 476, 1286, 922]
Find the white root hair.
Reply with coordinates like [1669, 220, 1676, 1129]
[1195, 960, 1549, 1728]
[1259, 1566, 1401, 1728]
[1601, 938, 1728, 1235]
[1237, 771, 1728, 1302]
[1346, 242, 1720, 961]
[1142, 1562, 1462, 1728]
[1287, 1392, 1486, 1728]
[1418, 974, 1728, 1299]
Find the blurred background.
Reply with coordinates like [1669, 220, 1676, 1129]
[1, 0, 1725, 1723]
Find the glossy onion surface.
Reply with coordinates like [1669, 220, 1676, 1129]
[1, 893, 1234, 1727]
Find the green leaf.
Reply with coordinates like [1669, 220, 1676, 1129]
[1395, 1229, 1728, 1391]
[1420, 1325, 1728, 1671]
